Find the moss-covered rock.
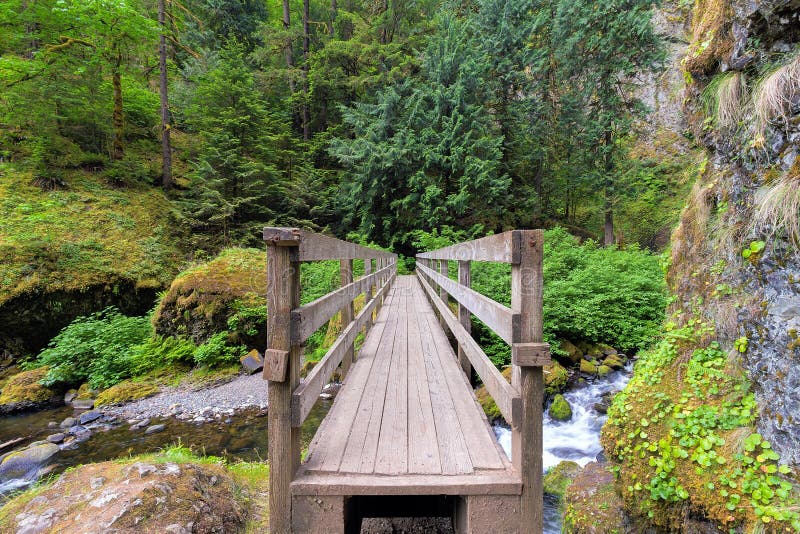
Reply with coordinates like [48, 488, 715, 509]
[0, 168, 183, 357]
[549, 394, 573, 421]
[563, 462, 627, 534]
[0, 367, 59, 414]
[153, 248, 267, 349]
[597, 364, 612, 377]
[602, 354, 625, 370]
[558, 339, 583, 364]
[579, 359, 598, 376]
[543, 460, 582, 499]
[0, 455, 248, 533]
[94, 380, 159, 407]
[477, 361, 570, 421]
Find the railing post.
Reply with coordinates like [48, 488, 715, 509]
[457, 260, 473, 381]
[511, 229, 544, 532]
[364, 258, 373, 331]
[439, 259, 448, 330]
[340, 258, 354, 379]
[264, 233, 302, 534]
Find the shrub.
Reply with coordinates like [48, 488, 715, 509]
[128, 335, 197, 376]
[30, 307, 152, 389]
[193, 332, 246, 368]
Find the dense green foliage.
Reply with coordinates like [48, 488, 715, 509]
[31, 307, 153, 389]
[413, 227, 666, 366]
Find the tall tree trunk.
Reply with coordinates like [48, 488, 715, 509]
[159, 0, 172, 190]
[328, 0, 337, 37]
[283, 0, 295, 93]
[603, 128, 615, 246]
[302, 0, 310, 140]
[379, 0, 388, 44]
[112, 51, 124, 161]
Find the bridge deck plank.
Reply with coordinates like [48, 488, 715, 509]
[295, 276, 514, 495]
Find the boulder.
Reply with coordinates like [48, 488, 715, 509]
[543, 460, 582, 499]
[597, 365, 612, 377]
[144, 424, 166, 435]
[240, 349, 264, 375]
[548, 394, 573, 422]
[0, 460, 245, 533]
[563, 462, 628, 533]
[0, 367, 59, 414]
[79, 411, 102, 425]
[596, 343, 617, 356]
[558, 340, 583, 364]
[63, 389, 78, 404]
[601, 354, 625, 370]
[579, 359, 598, 376]
[0, 443, 60, 483]
[59, 417, 77, 429]
[46, 433, 66, 444]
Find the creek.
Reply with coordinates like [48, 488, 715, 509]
[494, 365, 633, 534]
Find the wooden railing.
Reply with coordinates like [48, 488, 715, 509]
[263, 227, 397, 534]
[416, 229, 549, 531]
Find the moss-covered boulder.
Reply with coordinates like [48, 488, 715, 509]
[549, 394, 573, 421]
[579, 359, 598, 376]
[94, 380, 159, 407]
[477, 361, 569, 421]
[0, 457, 247, 533]
[558, 339, 583, 364]
[0, 168, 183, 357]
[153, 248, 267, 349]
[597, 365, 612, 377]
[0, 367, 59, 414]
[601, 354, 625, 370]
[543, 460, 582, 499]
[563, 462, 628, 534]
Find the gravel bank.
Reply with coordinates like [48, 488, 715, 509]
[104, 373, 268, 422]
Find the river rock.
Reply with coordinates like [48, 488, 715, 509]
[240, 349, 264, 374]
[558, 340, 583, 364]
[71, 398, 95, 410]
[46, 433, 66, 444]
[144, 424, 166, 435]
[579, 359, 598, 376]
[0, 459, 245, 533]
[130, 418, 151, 430]
[64, 389, 78, 404]
[47, 421, 58, 428]
[60, 417, 77, 429]
[79, 411, 102, 425]
[549, 394, 573, 422]
[0, 443, 60, 482]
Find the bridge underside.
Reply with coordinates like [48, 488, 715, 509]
[291, 276, 522, 533]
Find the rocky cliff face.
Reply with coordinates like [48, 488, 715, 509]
[598, 1, 800, 531]
[670, 0, 800, 466]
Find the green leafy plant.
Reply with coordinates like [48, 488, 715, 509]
[193, 332, 246, 368]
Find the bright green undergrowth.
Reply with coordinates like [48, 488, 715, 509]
[603, 318, 800, 531]
[413, 226, 666, 366]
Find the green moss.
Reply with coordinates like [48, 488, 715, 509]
[478, 362, 570, 421]
[0, 367, 54, 404]
[0, 165, 182, 307]
[544, 460, 582, 499]
[580, 359, 597, 375]
[597, 364, 612, 377]
[549, 394, 573, 421]
[94, 380, 159, 407]
[563, 462, 626, 534]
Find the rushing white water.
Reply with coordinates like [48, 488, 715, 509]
[493, 364, 633, 533]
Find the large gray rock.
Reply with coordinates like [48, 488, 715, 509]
[0, 443, 59, 483]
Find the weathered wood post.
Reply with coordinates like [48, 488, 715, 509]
[439, 259, 448, 330]
[364, 258, 373, 331]
[511, 229, 545, 532]
[457, 260, 472, 380]
[263, 228, 303, 534]
[340, 258, 354, 378]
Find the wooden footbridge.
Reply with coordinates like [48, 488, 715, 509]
[263, 228, 549, 533]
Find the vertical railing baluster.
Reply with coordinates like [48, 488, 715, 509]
[511, 229, 544, 532]
[364, 258, 373, 331]
[457, 260, 472, 381]
[340, 258, 354, 379]
[265, 235, 302, 534]
[439, 259, 448, 330]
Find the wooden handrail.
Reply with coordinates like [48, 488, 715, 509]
[263, 227, 397, 533]
[292, 273, 395, 426]
[416, 262, 517, 345]
[416, 229, 547, 531]
[417, 231, 522, 263]
[417, 272, 520, 424]
[291, 263, 395, 344]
